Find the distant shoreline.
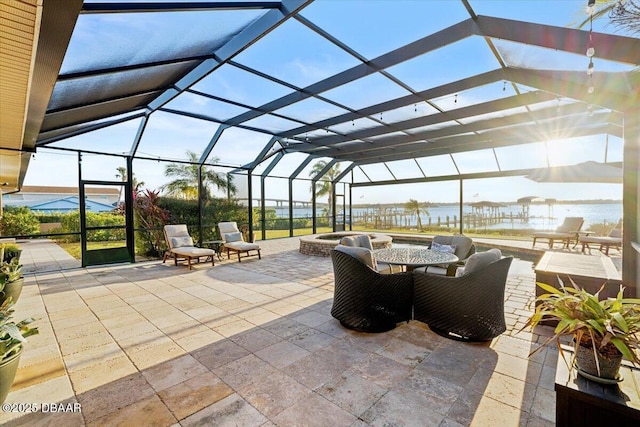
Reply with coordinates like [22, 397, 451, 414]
[350, 199, 622, 209]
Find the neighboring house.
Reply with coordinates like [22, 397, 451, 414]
[29, 196, 115, 214]
[2, 185, 119, 213]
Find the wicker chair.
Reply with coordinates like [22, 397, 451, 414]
[413, 234, 476, 276]
[330, 249, 413, 333]
[413, 256, 512, 341]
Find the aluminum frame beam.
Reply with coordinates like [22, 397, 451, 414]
[37, 112, 146, 146]
[277, 69, 504, 139]
[293, 91, 556, 149]
[350, 161, 623, 188]
[349, 122, 617, 166]
[145, 0, 312, 113]
[314, 102, 612, 159]
[223, 18, 476, 127]
[81, 2, 282, 14]
[473, 15, 640, 66]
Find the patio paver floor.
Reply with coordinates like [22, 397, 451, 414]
[1, 238, 558, 426]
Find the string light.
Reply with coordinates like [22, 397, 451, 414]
[585, 2, 595, 94]
[454, 94, 458, 104]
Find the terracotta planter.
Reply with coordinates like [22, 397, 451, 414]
[0, 347, 22, 405]
[0, 278, 24, 306]
[575, 343, 623, 380]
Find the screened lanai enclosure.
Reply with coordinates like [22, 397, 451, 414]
[0, 0, 639, 285]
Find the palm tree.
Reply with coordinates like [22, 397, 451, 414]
[115, 166, 144, 202]
[163, 150, 236, 200]
[308, 160, 341, 217]
[576, 1, 640, 35]
[404, 199, 430, 231]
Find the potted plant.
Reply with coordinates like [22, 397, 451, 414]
[0, 244, 21, 263]
[0, 299, 38, 404]
[0, 257, 24, 307]
[525, 280, 640, 382]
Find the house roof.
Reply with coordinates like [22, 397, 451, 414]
[19, 185, 120, 196]
[29, 196, 115, 212]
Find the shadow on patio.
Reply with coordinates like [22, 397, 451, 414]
[2, 238, 557, 426]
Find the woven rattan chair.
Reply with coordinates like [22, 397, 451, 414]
[413, 234, 476, 276]
[330, 249, 413, 333]
[339, 234, 401, 273]
[413, 256, 512, 341]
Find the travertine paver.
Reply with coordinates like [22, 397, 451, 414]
[1, 237, 559, 426]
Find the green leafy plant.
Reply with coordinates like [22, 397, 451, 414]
[0, 258, 23, 290]
[0, 244, 21, 263]
[0, 206, 40, 237]
[0, 299, 38, 362]
[525, 280, 640, 374]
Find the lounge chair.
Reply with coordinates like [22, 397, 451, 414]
[579, 220, 622, 255]
[217, 222, 261, 262]
[412, 234, 475, 276]
[413, 250, 512, 341]
[532, 217, 584, 249]
[163, 224, 215, 270]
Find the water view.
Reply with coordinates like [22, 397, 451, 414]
[271, 201, 622, 230]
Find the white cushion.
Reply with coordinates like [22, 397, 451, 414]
[425, 266, 449, 275]
[170, 236, 193, 248]
[225, 241, 260, 251]
[334, 245, 377, 270]
[224, 232, 243, 243]
[431, 242, 456, 254]
[171, 247, 214, 257]
[432, 235, 473, 259]
[456, 248, 501, 277]
[340, 235, 373, 250]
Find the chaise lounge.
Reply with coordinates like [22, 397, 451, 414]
[531, 216, 584, 249]
[163, 224, 216, 270]
[579, 219, 622, 255]
[218, 221, 261, 262]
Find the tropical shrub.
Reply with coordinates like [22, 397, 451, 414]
[0, 206, 39, 237]
[133, 189, 170, 257]
[57, 211, 125, 243]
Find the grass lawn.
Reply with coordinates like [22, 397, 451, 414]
[57, 241, 127, 259]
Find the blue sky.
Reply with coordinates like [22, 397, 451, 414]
[26, 0, 629, 204]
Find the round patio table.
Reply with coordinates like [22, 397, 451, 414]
[373, 247, 458, 272]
